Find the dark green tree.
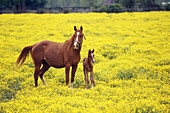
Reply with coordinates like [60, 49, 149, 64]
[143, 0, 156, 7]
[25, 0, 47, 9]
[120, 0, 135, 8]
[0, 0, 13, 11]
[136, 0, 156, 7]
[0, 0, 47, 12]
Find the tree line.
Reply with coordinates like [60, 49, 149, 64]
[0, 0, 47, 13]
[0, 0, 169, 13]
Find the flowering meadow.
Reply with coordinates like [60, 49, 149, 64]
[0, 12, 170, 112]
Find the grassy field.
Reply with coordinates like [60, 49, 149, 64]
[0, 12, 170, 112]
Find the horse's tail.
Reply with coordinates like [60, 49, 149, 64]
[16, 45, 34, 67]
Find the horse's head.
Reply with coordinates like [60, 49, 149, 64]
[88, 49, 95, 63]
[73, 26, 85, 50]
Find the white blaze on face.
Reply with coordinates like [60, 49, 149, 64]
[91, 53, 95, 63]
[74, 32, 80, 46]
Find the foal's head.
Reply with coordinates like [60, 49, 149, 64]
[73, 26, 84, 49]
[88, 49, 95, 63]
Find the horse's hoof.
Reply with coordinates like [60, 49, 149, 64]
[70, 82, 74, 89]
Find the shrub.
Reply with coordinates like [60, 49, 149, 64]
[99, 4, 123, 13]
[165, 4, 170, 11]
[99, 6, 107, 12]
[107, 4, 123, 13]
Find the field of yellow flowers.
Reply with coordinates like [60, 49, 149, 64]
[0, 12, 170, 112]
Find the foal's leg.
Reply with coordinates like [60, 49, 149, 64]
[90, 71, 95, 88]
[84, 69, 87, 89]
[70, 64, 78, 89]
[86, 72, 90, 90]
[39, 61, 50, 85]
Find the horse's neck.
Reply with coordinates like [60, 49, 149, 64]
[66, 36, 73, 45]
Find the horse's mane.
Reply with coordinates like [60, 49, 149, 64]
[65, 35, 74, 44]
[64, 35, 74, 53]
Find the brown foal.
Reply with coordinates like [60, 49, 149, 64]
[16, 26, 85, 88]
[83, 49, 95, 89]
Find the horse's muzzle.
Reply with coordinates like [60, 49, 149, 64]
[92, 59, 95, 63]
[73, 43, 79, 49]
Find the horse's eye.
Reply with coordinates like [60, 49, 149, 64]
[80, 35, 83, 38]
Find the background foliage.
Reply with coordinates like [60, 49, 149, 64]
[0, 12, 170, 112]
[0, 0, 170, 13]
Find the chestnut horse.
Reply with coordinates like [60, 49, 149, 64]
[83, 49, 95, 89]
[16, 26, 85, 88]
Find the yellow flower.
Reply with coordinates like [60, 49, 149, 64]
[0, 11, 170, 112]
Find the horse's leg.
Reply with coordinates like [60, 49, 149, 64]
[31, 44, 44, 87]
[70, 64, 78, 89]
[90, 70, 95, 89]
[39, 60, 50, 85]
[34, 63, 41, 87]
[65, 65, 70, 86]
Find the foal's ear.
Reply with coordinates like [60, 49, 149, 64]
[80, 26, 83, 31]
[92, 49, 94, 53]
[74, 26, 77, 31]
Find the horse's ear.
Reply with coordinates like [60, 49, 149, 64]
[88, 49, 91, 54]
[74, 26, 77, 31]
[92, 49, 94, 53]
[80, 26, 83, 31]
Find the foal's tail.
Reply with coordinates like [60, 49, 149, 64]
[16, 45, 34, 67]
